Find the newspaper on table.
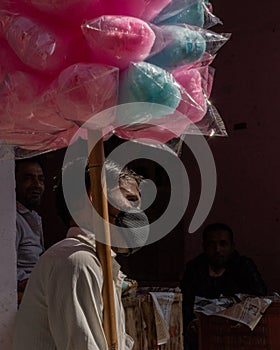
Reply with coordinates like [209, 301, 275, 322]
[194, 294, 272, 330]
[149, 292, 175, 345]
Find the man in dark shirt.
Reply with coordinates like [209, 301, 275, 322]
[180, 223, 267, 350]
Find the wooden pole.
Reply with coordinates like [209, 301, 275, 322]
[87, 129, 118, 350]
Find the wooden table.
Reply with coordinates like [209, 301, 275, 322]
[122, 292, 183, 350]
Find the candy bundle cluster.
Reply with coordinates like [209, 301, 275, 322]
[0, 0, 229, 150]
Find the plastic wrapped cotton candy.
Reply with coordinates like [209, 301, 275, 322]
[0, 70, 41, 124]
[2, 12, 84, 75]
[173, 66, 207, 123]
[82, 16, 156, 70]
[140, 0, 172, 22]
[115, 108, 191, 144]
[0, 38, 27, 74]
[0, 125, 80, 150]
[153, 0, 221, 29]
[154, 0, 204, 27]
[100, 0, 146, 17]
[118, 62, 181, 123]
[54, 63, 119, 124]
[22, 0, 100, 21]
[147, 25, 206, 69]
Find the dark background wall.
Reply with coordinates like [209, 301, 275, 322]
[39, 0, 280, 293]
[184, 0, 280, 292]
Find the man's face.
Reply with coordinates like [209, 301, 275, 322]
[15, 162, 45, 210]
[108, 178, 141, 253]
[108, 178, 141, 217]
[203, 230, 234, 268]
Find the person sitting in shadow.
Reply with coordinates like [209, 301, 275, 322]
[180, 223, 267, 350]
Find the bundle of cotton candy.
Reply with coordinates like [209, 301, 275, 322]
[0, 0, 228, 151]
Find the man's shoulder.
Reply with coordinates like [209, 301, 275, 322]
[228, 251, 257, 270]
[16, 201, 41, 220]
[43, 238, 99, 265]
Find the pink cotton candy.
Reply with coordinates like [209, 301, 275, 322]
[0, 39, 27, 73]
[3, 12, 85, 75]
[19, 0, 103, 25]
[0, 125, 79, 149]
[198, 65, 215, 99]
[100, 0, 146, 17]
[0, 70, 42, 124]
[54, 63, 119, 124]
[172, 66, 207, 123]
[0, 62, 73, 133]
[115, 111, 190, 144]
[25, 96, 75, 133]
[82, 16, 156, 70]
[141, 0, 172, 22]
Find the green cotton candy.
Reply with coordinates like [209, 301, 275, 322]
[118, 62, 181, 123]
[147, 25, 206, 68]
[159, 2, 204, 27]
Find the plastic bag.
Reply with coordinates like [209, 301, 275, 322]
[119, 61, 213, 124]
[146, 24, 230, 69]
[140, 0, 172, 22]
[153, 0, 222, 29]
[81, 15, 156, 70]
[53, 63, 119, 124]
[1, 10, 86, 75]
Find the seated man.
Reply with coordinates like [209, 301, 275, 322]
[13, 159, 149, 350]
[180, 223, 267, 350]
[15, 158, 45, 304]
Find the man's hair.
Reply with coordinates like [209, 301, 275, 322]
[15, 157, 44, 174]
[203, 223, 234, 243]
[55, 159, 142, 226]
[105, 160, 143, 188]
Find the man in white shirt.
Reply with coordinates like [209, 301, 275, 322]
[13, 159, 149, 350]
[15, 158, 45, 304]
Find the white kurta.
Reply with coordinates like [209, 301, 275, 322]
[16, 201, 44, 281]
[13, 227, 133, 350]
